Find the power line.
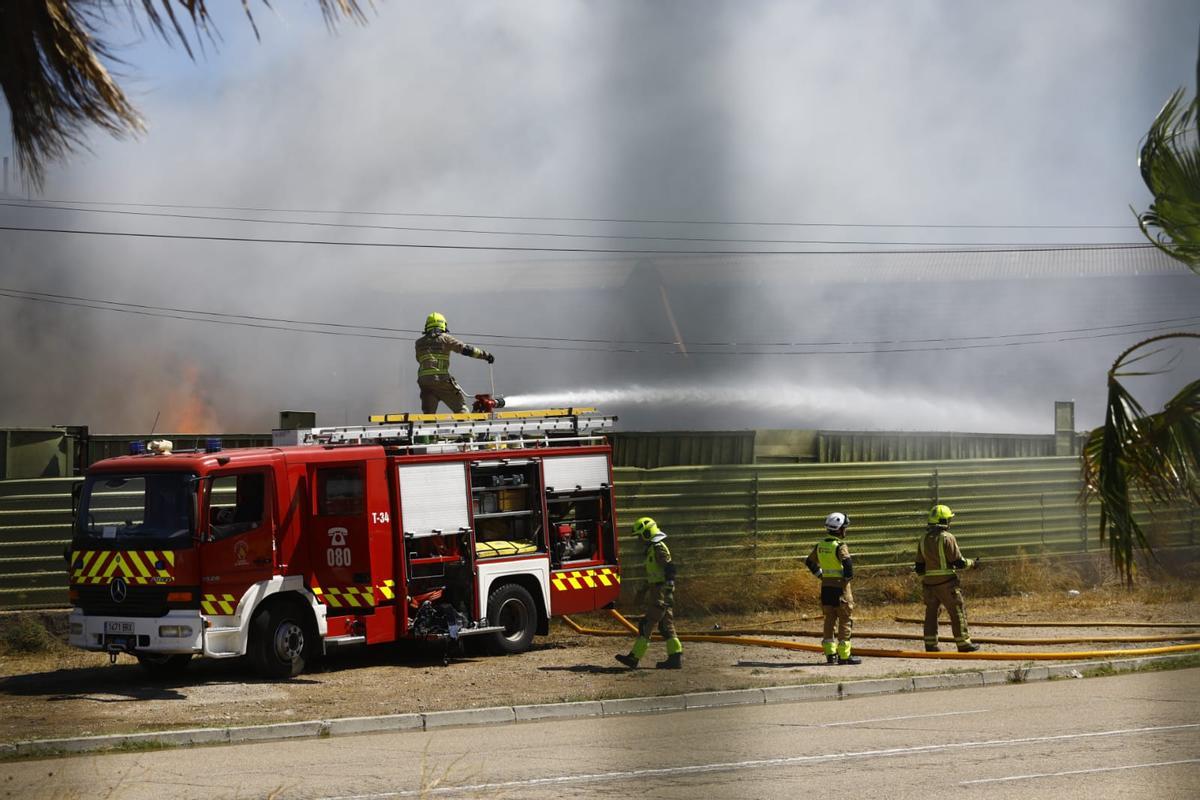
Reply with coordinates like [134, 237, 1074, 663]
[31, 197, 1139, 230]
[0, 202, 1143, 247]
[3, 285, 1199, 349]
[1, 287, 1195, 355]
[0, 224, 1159, 256]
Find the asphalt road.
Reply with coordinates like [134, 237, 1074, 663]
[4, 668, 1199, 799]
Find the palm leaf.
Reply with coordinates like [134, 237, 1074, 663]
[0, 1, 370, 187]
[1135, 82, 1200, 272]
[1081, 333, 1200, 585]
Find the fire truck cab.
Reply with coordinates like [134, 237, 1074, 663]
[67, 409, 620, 677]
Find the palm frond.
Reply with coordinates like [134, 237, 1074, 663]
[1, 1, 371, 187]
[1081, 333, 1200, 586]
[1135, 87, 1200, 273]
[0, 0, 145, 186]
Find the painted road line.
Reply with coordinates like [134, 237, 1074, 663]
[780, 709, 990, 728]
[319, 722, 1200, 799]
[960, 758, 1200, 785]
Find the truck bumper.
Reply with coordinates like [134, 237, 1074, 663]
[68, 608, 204, 655]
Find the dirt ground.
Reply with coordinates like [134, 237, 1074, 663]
[1, 590, 1198, 746]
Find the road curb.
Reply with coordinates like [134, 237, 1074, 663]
[7, 654, 1196, 759]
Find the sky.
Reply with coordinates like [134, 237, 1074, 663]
[1, 0, 1198, 435]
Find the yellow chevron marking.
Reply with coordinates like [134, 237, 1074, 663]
[552, 579, 567, 591]
[597, 575, 612, 586]
[583, 576, 596, 588]
[126, 551, 150, 578]
[567, 577, 582, 590]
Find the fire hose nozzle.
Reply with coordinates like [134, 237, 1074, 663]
[472, 394, 506, 413]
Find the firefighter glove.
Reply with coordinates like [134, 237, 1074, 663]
[971, 557, 981, 569]
[486, 353, 496, 364]
[914, 562, 926, 575]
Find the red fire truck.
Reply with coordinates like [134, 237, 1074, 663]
[67, 408, 621, 677]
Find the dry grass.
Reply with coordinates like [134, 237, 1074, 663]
[626, 551, 1200, 620]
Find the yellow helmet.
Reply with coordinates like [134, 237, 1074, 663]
[425, 312, 447, 333]
[928, 504, 955, 525]
[632, 517, 659, 541]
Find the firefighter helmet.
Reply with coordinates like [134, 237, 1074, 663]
[425, 312, 447, 333]
[632, 517, 659, 541]
[928, 504, 955, 525]
[824, 512, 849, 532]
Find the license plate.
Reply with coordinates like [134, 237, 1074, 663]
[105, 621, 134, 634]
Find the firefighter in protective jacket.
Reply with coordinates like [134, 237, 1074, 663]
[414, 312, 494, 413]
[616, 517, 683, 669]
[805, 512, 860, 665]
[915, 504, 981, 653]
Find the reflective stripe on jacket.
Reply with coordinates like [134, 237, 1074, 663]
[919, 529, 957, 579]
[644, 540, 672, 585]
[415, 332, 485, 378]
[816, 537, 844, 578]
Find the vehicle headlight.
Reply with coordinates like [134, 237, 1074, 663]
[158, 625, 193, 638]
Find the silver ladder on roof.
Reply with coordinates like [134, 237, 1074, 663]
[281, 408, 616, 450]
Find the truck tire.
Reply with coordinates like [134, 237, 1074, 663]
[485, 583, 537, 655]
[135, 653, 192, 678]
[249, 602, 313, 678]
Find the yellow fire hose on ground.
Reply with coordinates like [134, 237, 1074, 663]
[657, 628, 1200, 645]
[558, 610, 1200, 661]
[892, 617, 1200, 629]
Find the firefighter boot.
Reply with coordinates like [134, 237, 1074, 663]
[837, 641, 861, 665]
[617, 636, 650, 669]
[656, 638, 683, 669]
[957, 641, 981, 653]
[822, 639, 836, 665]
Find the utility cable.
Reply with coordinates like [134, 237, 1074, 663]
[1, 287, 1196, 355]
[29, 197, 1140, 230]
[3, 285, 1198, 350]
[0, 202, 1145, 247]
[0, 224, 1159, 256]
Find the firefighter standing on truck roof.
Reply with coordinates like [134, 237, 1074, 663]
[805, 512, 861, 665]
[616, 517, 683, 670]
[915, 504, 981, 653]
[414, 312, 494, 413]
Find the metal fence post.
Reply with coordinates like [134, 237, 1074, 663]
[1040, 493, 1046, 548]
[930, 467, 940, 505]
[750, 469, 759, 572]
[1081, 495, 1089, 553]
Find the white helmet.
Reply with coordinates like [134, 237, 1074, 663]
[824, 512, 849, 532]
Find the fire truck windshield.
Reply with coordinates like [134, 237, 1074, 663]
[75, 472, 197, 545]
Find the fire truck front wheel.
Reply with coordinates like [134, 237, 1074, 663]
[486, 583, 537, 655]
[249, 601, 314, 678]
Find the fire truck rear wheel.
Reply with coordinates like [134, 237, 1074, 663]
[250, 602, 313, 678]
[486, 583, 537, 655]
[135, 653, 192, 678]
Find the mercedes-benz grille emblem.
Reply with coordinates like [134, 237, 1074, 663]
[109, 577, 128, 604]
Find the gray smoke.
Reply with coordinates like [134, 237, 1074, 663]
[1, 1, 1198, 435]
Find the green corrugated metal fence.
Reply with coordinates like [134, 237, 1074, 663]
[0, 477, 78, 609]
[613, 457, 1197, 586]
[2, 458, 1195, 609]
